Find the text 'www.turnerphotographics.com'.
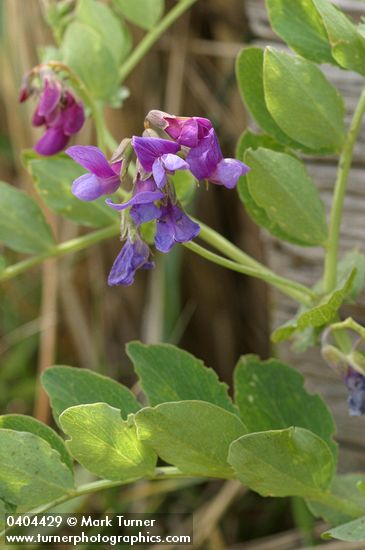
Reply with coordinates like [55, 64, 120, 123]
[4, 513, 193, 546]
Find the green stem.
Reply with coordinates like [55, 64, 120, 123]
[324, 88, 365, 293]
[198, 221, 265, 271]
[196, 221, 317, 305]
[92, 101, 118, 153]
[37, 467, 187, 513]
[0, 468, 196, 537]
[0, 220, 316, 307]
[0, 224, 120, 283]
[184, 241, 314, 306]
[48, 62, 117, 154]
[119, 0, 198, 83]
[330, 317, 365, 341]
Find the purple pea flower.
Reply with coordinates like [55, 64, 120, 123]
[344, 367, 365, 416]
[66, 145, 121, 201]
[108, 235, 154, 287]
[155, 200, 200, 253]
[322, 337, 365, 416]
[132, 136, 188, 189]
[146, 110, 212, 148]
[106, 176, 164, 225]
[21, 76, 85, 156]
[187, 128, 249, 189]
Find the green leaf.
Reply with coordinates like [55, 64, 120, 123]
[0, 414, 73, 472]
[135, 401, 247, 478]
[234, 355, 337, 459]
[272, 269, 356, 343]
[127, 342, 236, 414]
[337, 250, 365, 303]
[228, 427, 335, 498]
[76, 0, 131, 64]
[62, 22, 120, 101]
[24, 153, 118, 228]
[42, 366, 140, 424]
[236, 48, 308, 150]
[0, 429, 74, 508]
[312, 0, 365, 76]
[323, 516, 365, 542]
[237, 129, 290, 156]
[297, 269, 356, 329]
[263, 47, 345, 152]
[112, 0, 164, 30]
[0, 500, 5, 531]
[0, 181, 54, 254]
[308, 475, 365, 526]
[244, 148, 328, 246]
[236, 132, 304, 244]
[0, 498, 16, 531]
[266, 0, 334, 64]
[60, 403, 157, 481]
[271, 317, 300, 344]
[358, 23, 365, 40]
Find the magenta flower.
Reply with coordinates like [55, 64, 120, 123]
[146, 110, 212, 148]
[164, 116, 212, 147]
[187, 128, 249, 189]
[132, 136, 188, 189]
[155, 200, 200, 253]
[108, 235, 154, 287]
[106, 177, 164, 225]
[66, 145, 121, 201]
[21, 76, 85, 156]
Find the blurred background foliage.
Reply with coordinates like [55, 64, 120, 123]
[0, 1, 310, 547]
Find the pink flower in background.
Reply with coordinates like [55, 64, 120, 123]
[20, 71, 85, 156]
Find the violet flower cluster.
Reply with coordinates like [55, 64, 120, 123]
[20, 67, 85, 156]
[66, 110, 249, 286]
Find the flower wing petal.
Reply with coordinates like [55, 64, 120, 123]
[211, 158, 250, 189]
[71, 173, 104, 201]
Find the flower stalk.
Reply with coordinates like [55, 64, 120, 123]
[119, 0, 199, 84]
[0, 220, 316, 307]
[184, 241, 315, 306]
[0, 467, 196, 538]
[0, 224, 120, 283]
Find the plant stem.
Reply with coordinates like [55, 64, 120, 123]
[48, 62, 117, 154]
[92, 101, 118, 153]
[330, 317, 365, 341]
[198, 221, 265, 271]
[0, 220, 316, 307]
[119, 0, 198, 83]
[324, 88, 365, 293]
[196, 221, 317, 305]
[183, 241, 314, 306]
[0, 468, 196, 537]
[0, 224, 120, 283]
